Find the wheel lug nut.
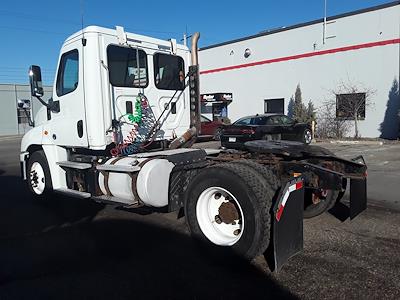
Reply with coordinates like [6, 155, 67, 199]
[232, 221, 236, 225]
[215, 215, 222, 224]
[214, 193, 221, 199]
[233, 229, 241, 236]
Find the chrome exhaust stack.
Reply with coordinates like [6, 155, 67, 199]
[191, 32, 200, 66]
[188, 32, 201, 138]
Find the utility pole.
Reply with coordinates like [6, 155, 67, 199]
[183, 33, 187, 47]
[323, 0, 327, 44]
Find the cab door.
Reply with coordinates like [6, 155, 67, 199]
[44, 40, 88, 147]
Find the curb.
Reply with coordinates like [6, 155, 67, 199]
[328, 140, 384, 145]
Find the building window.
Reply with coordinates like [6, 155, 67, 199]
[107, 45, 148, 88]
[56, 49, 79, 96]
[264, 98, 284, 114]
[336, 93, 366, 120]
[153, 53, 185, 90]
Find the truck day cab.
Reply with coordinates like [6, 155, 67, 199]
[20, 26, 367, 271]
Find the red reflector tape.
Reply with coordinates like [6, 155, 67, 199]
[296, 181, 303, 190]
[276, 204, 284, 221]
[276, 179, 303, 222]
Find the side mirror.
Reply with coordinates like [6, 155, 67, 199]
[29, 65, 44, 97]
[17, 99, 31, 109]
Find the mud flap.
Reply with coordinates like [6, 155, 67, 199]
[268, 177, 304, 272]
[329, 178, 367, 221]
[350, 178, 367, 219]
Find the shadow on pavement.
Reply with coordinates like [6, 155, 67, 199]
[0, 174, 297, 299]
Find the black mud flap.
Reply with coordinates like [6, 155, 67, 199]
[350, 178, 367, 219]
[329, 178, 367, 221]
[267, 177, 304, 272]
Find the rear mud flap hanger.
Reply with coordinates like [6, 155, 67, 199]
[267, 176, 304, 272]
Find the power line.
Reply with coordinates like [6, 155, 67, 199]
[0, 67, 55, 71]
[0, 9, 80, 26]
[0, 70, 54, 74]
[0, 25, 70, 35]
[124, 26, 182, 35]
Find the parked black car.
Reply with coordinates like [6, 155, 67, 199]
[221, 114, 312, 149]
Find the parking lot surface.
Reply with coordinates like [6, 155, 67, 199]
[0, 137, 399, 299]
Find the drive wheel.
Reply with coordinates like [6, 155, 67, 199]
[303, 189, 339, 218]
[185, 163, 277, 260]
[26, 150, 53, 199]
[302, 128, 313, 144]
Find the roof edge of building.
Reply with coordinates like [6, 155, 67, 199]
[199, 1, 400, 51]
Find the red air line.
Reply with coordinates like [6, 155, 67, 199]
[200, 38, 400, 75]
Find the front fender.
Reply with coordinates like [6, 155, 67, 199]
[20, 126, 44, 152]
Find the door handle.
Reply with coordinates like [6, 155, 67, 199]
[77, 120, 83, 138]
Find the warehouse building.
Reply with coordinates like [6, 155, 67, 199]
[199, 1, 400, 138]
[0, 84, 52, 136]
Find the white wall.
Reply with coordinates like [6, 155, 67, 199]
[199, 3, 400, 137]
[0, 84, 53, 136]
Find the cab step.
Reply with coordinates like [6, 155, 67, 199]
[57, 161, 92, 170]
[92, 195, 139, 206]
[54, 188, 91, 198]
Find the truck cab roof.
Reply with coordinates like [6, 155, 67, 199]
[64, 25, 189, 52]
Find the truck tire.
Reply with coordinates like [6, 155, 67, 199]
[26, 150, 53, 199]
[228, 159, 280, 193]
[185, 163, 277, 260]
[303, 189, 339, 218]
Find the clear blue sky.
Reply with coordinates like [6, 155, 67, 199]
[0, 0, 393, 85]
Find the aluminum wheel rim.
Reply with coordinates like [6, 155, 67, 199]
[196, 186, 244, 246]
[304, 130, 312, 144]
[30, 162, 45, 195]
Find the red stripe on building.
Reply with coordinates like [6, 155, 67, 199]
[200, 38, 400, 75]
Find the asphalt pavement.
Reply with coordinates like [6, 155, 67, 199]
[0, 137, 399, 299]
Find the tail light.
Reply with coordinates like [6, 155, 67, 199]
[241, 129, 255, 135]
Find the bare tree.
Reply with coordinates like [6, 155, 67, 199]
[315, 101, 352, 139]
[330, 80, 375, 138]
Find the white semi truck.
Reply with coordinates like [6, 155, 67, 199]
[19, 26, 367, 271]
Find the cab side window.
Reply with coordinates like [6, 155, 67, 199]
[56, 49, 79, 97]
[154, 53, 185, 90]
[107, 45, 148, 88]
